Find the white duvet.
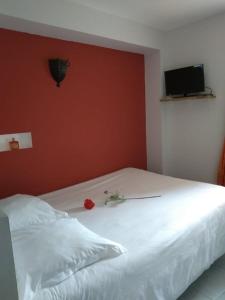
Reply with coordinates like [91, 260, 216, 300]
[39, 168, 225, 300]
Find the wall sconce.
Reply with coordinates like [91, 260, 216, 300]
[48, 58, 70, 87]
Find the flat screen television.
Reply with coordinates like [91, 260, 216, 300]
[165, 64, 205, 96]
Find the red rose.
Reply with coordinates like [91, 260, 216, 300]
[84, 198, 95, 210]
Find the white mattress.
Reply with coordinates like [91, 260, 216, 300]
[38, 168, 225, 300]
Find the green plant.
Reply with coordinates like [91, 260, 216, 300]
[104, 190, 126, 205]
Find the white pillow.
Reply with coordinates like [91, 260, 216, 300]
[12, 218, 127, 299]
[0, 194, 68, 231]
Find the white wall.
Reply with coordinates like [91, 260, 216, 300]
[0, 0, 163, 51]
[145, 51, 163, 173]
[162, 13, 225, 183]
[4, 0, 225, 182]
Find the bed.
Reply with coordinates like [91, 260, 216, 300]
[36, 167, 225, 300]
[2, 167, 225, 300]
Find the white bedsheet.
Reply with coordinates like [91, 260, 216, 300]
[38, 168, 225, 300]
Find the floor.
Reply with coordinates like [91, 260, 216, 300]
[179, 254, 225, 300]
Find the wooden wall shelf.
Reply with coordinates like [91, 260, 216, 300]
[160, 94, 216, 102]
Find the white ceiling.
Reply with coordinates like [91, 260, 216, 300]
[65, 0, 225, 31]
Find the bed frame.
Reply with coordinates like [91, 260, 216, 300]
[0, 210, 18, 300]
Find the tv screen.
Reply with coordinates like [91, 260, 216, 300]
[165, 65, 205, 96]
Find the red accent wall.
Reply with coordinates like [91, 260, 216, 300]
[0, 29, 147, 199]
